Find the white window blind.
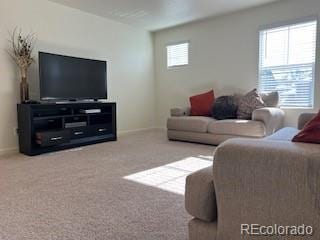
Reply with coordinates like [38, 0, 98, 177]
[167, 42, 189, 68]
[259, 20, 317, 108]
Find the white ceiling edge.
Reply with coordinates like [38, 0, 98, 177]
[154, 0, 285, 32]
[47, 0, 282, 32]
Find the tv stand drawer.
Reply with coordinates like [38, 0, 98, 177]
[70, 128, 90, 139]
[36, 130, 71, 147]
[91, 124, 112, 135]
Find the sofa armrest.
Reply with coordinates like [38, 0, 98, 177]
[185, 167, 217, 222]
[252, 107, 285, 135]
[170, 107, 190, 117]
[213, 138, 320, 239]
[298, 113, 317, 130]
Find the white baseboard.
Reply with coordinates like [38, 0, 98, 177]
[154, 126, 166, 130]
[0, 147, 18, 156]
[118, 127, 164, 136]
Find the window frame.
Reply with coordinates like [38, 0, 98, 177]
[258, 16, 319, 109]
[166, 41, 190, 69]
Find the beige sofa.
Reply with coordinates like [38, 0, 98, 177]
[185, 113, 320, 240]
[167, 106, 285, 145]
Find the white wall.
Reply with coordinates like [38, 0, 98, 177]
[1, 0, 319, 154]
[0, 0, 155, 154]
[154, 0, 320, 128]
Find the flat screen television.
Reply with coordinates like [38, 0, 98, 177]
[39, 52, 107, 101]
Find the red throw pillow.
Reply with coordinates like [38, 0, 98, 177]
[292, 112, 320, 144]
[189, 90, 215, 116]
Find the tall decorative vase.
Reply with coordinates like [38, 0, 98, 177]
[20, 68, 29, 103]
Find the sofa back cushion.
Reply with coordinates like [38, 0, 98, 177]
[189, 90, 215, 116]
[298, 113, 317, 130]
[292, 111, 320, 144]
[261, 91, 279, 107]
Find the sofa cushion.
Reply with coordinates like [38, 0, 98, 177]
[168, 130, 237, 145]
[167, 116, 213, 133]
[208, 119, 266, 137]
[264, 127, 299, 141]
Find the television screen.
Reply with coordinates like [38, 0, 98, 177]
[39, 52, 107, 101]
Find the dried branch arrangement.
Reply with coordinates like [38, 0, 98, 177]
[8, 28, 36, 102]
[8, 28, 36, 77]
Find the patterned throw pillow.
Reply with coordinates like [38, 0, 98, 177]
[237, 89, 266, 119]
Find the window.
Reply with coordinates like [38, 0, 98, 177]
[167, 42, 189, 68]
[259, 19, 317, 108]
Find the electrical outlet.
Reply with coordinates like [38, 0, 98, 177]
[13, 127, 18, 136]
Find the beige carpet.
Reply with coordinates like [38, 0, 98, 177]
[0, 130, 214, 240]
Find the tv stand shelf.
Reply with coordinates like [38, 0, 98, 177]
[17, 102, 117, 156]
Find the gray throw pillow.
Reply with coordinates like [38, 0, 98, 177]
[261, 91, 279, 107]
[212, 96, 238, 120]
[237, 89, 266, 119]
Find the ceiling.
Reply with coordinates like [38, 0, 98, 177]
[49, 0, 280, 31]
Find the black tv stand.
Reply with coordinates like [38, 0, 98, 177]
[17, 102, 117, 156]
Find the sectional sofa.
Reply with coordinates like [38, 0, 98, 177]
[185, 113, 320, 240]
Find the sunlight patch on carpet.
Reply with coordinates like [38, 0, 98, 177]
[123, 156, 213, 195]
